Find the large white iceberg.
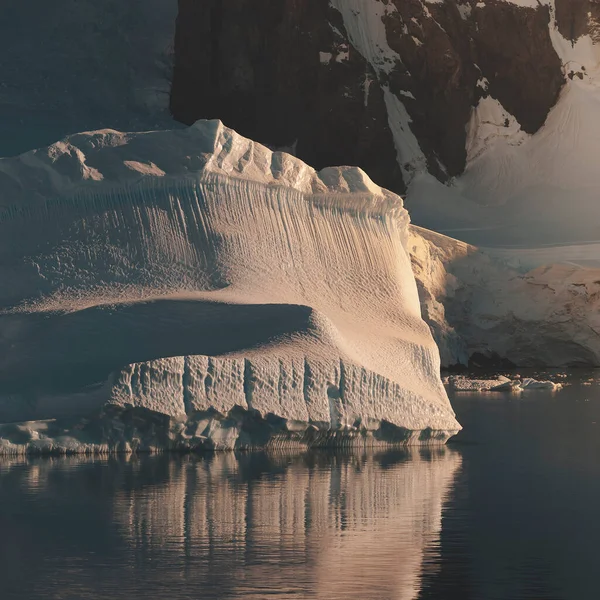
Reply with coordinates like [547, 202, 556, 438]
[0, 121, 459, 453]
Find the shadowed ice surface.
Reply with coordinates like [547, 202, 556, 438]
[1, 374, 600, 600]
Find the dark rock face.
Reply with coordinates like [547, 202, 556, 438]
[0, 0, 177, 157]
[170, 0, 404, 193]
[379, 0, 562, 176]
[170, 0, 593, 192]
[381, 1, 479, 179]
[468, 1, 563, 134]
[555, 0, 600, 41]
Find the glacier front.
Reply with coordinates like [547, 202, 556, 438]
[0, 120, 459, 454]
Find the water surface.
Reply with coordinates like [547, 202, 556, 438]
[1, 375, 599, 600]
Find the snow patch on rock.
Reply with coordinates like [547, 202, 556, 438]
[465, 96, 528, 166]
[330, 0, 428, 183]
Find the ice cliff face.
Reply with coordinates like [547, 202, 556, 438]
[0, 121, 459, 454]
[410, 226, 600, 368]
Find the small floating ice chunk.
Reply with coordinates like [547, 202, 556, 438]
[489, 380, 522, 392]
[521, 378, 562, 391]
[447, 374, 563, 393]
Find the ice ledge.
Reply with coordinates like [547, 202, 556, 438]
[0, 405, 459, 456]
[0, 353, 461, 452]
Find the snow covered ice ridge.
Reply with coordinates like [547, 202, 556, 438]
[0, 120, 460, 454]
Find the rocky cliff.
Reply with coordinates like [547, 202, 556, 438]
[170, 1, 404, 193]
[171, 0, 599, 194]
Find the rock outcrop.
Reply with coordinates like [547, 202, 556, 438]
[170, 0, 584, 192]
[170, 0, 404, 193]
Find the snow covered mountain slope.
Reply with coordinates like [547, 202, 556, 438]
[0, 121, 459, 454]
[329, 0, 600, 246]
[172, 1, 600, 247]
[411, 3, 600, 246]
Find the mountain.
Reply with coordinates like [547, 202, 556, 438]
[0, 121, 459, 454]
[171, 0, 600, 246]
[0, 0, 178, 156]
[5, 1, 600, 245]
[2, 1, 600, 453]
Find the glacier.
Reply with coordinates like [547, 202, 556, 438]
[409, 226, 600, 368]
[0, 120, 459, 454]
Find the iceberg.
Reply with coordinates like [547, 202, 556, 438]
[0, 121, 459, 453]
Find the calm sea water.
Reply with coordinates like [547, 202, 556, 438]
[1, 374, 600, 600]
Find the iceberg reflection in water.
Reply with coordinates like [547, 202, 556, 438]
[0, 449, 460, 600]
